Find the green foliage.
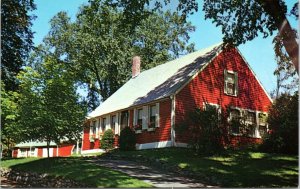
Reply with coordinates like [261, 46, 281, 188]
[176, 104, 228, 155]
[101, 129, 115, 151]
[119, 127, 136, 151]
[1, 0, 36, 91]
[1, 83, 20, 156]
[16, 52, 87, 157]
[260, 92, 298, 154]
[43, 2, 195, 110]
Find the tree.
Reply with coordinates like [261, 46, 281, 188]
[112, 0, 299, 73]
[43, 1, 195, 110]
[0, 82, 20, 157]
[272, 33, 298, 98]
[1, 0, 36, 91]
[17, 52, 87, 157]
[202, 0, 299, 73]
[260, 92, 298, 154]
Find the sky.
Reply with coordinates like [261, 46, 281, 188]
[31, 0, 298, 95]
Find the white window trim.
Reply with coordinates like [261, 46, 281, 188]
[203, 102, 221, 113]
[229, 106, 268, 138]
[224, 69, 238, 97]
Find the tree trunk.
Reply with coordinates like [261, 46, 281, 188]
[47, 140, 50, 158]
[260, 0, 299, 74]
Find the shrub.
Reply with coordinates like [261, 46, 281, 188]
[176, 104, 229, 155]
[101, 129, 115, 151]
[119, 127, 136, 151]
[260, 92, 298, 154]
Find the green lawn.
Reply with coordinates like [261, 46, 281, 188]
[107, 148, 298, 187]
[2, 157, 152, 188]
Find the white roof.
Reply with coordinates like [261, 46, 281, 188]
[15, 141, 57, 148]
[88, 43, 222, 118]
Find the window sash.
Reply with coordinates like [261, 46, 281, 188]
[224, 70, 238, 96]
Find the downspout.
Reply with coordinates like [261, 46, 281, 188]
[170, 95, 176, 147]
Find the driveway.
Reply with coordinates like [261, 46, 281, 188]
[87, 158, 216, 188]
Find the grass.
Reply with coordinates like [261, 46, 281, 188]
[2, 157, 152, 188]
[108, 148, 298, 187]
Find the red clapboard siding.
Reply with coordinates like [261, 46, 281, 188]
[37, 148, 43, 157]
[82, 121, 100, 150]
[58, 144, 74, 157]
[12, 149, 18, 158]
[136, 100, 172, 144]
[175, 48, 272, 144]
[129, 109, 134, 129]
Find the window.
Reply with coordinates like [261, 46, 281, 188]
[259, 125, 267, 137]
[111, 115, 116, 130]
[30, 148, 35, 156]
[230, 109, 240, 134]
[258, 113, 267, 126]
[137, 109, 143, 128]
[245, 111, 256, 136]
[20, 149, 27, 157]
[224, 70, 238, 96]
[102, 118, 106, 132]
[258, 113, 268, 137]
[120, 111, 128, 130]
[149, 105, 156, 128]
[90, 120, 96, 135]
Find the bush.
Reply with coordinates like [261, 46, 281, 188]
[176, 104, 229, 155]
[119, 127, 136, 151]
[101, 129, 115, 151]
[260, 92, 298, 154]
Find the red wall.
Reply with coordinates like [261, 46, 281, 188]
[175, 48, 272, 144]
[82, 121, 100, 151]
[38, 148, 43, 157]
[58, 144, 74, 157]
[135, 100, 172, 144]
[12, 149, 18, 158]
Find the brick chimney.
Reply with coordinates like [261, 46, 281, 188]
[132, 56, 141, 78]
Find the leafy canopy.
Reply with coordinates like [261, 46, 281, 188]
[43, 1, 195, 110]
[1, 0, 36, 91]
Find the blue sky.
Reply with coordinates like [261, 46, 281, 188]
[31, 0, 298, 95]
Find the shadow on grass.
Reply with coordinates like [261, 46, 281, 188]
[8, 157, 151, 188]
[108, 148, 298, 187]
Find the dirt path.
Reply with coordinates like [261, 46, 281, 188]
[87, 159, 216, 188]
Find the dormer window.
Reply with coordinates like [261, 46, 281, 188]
[224, 70, 238, 96]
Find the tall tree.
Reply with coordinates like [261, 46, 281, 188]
[17, 52, 87, 157]
[43, 1, 195, 110]
[272, 33, 298, 98]
[112, 0, 299, 73]
[202, 0, 299, 73]
[1, 82, 20, 157]
[1, 0, 36, 91]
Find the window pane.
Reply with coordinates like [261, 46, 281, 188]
[231, 109, 240, 120]
[138, 109, 143, 119]
[227, 73, 235, 83]
[246, 112, 256, 124]
[150, 105, 156, 116]
[247, 124, 256, 136]
[227, 83, 235, 95]
[259, 125, 267, 137]
[111, 115, 116, 126]
[259, 113, 267, 125]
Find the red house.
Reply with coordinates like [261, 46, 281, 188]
[12, 141, 75, 158]
[82, 43, 272, 152]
